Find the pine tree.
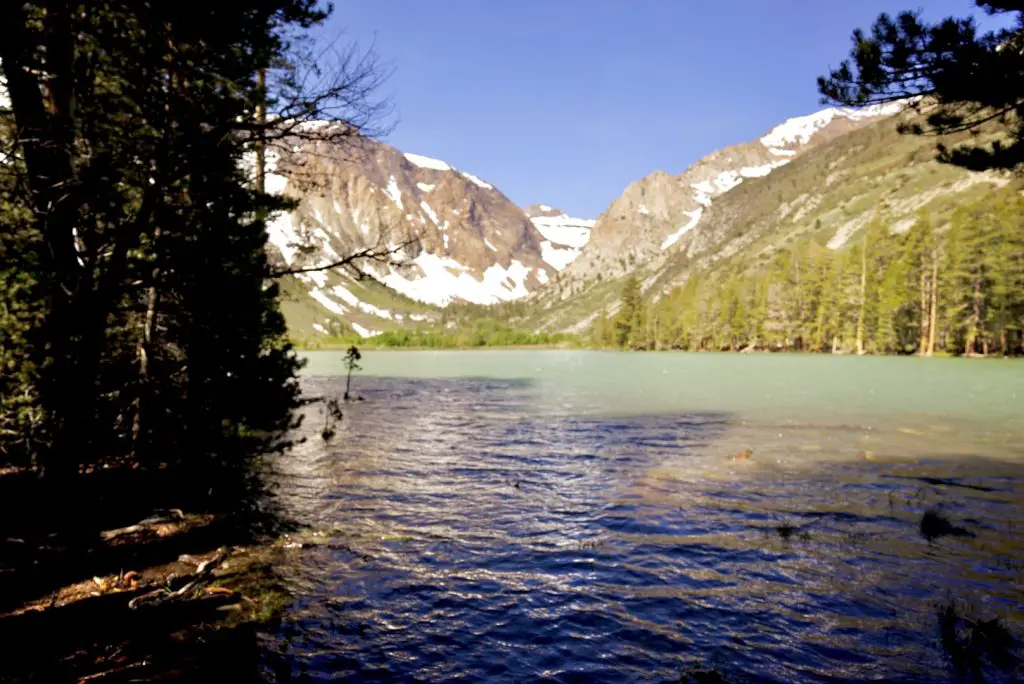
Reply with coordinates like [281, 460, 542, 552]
[875, 240, 913, 354]
[749, 275, 770, 351]
[0, 2, 385, 477]
[984, 194, 1024, 354]
[623, 193, 1021, 358]
[627, 298, 649, 350]
[820, 2, 1024, 170]
[903, 211, 937, 355]
[613, 275, 643, 349]
[942, 206, 998, 355]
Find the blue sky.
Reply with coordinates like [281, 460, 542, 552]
[325, 1, 993, 218]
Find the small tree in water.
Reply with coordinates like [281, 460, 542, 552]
[321, 398, 343, 442]
[344, 346, 362, 400]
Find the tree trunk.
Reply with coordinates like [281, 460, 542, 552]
[965, 277, 983, 355]
[132, 230, 162, 459]
[926, 251, 939, 357]
[856, 243, 867, 355]
[254, 68, 267, 193]
[0, 3, 92, 478]
[918, 257, 929, 355]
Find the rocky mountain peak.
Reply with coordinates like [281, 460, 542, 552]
[524, 203, 565, 218]
[265, 136, 556, 318]
[263, 135, 573, 339]
[559, 102, 908, 282]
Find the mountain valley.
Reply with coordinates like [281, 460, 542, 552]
[273, 102, 1019, 353]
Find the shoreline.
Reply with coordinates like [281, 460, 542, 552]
[293, 345, 1009, 359]
[296, 344, 582, 352]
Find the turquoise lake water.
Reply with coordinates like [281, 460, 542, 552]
[261, 351, 1024, 681]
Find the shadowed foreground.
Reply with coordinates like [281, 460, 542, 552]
[0, 465, 293, 683]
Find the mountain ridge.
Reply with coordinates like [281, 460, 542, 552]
[266, 135, 572, 338]
[523, 102, 1013, 336]
[557, 102, 908, 287]
[271, 100, 1007, 345]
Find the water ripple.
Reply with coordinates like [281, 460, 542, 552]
[259, 376, 1024, 683]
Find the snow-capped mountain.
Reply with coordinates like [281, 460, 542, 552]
[265, 134, 556, 335]
[562, 102, 906, 281]
[523, 204, 595, 271]
[268, 103, 908, 336]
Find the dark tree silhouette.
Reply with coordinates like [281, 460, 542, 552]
[0, 1, 390, 481]
[818, 2, 1024, 170]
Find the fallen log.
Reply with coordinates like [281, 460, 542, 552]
[128, 549, 227, 610]
[99, 509, 185, 542]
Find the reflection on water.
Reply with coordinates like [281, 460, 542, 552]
[261, 373, 1024, 682]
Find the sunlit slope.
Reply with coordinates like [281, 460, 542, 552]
[527, 110, 1013, 332]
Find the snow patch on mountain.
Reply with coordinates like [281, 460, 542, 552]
[309, 288, 346, 316]
[385, 176, 403, 209]
[714, 170, 743, 193]
[404, 152, 452, 171]
[760, 101, 907, 151]
[331, 284, 394, 319]
[351, 322, 382, 338]
[266, 214, 298, 265]
[761, 109, 843, 149]
[263, 148, 288, 195]
[529, 211, 595, 271]
[530, 214, 594, 249]
[538, 242, 578, 271]
[379, 253, 534, 306]
[311, 227, 341, 260]
[678, 102, 904, 229]
[462, 171, 493, 190]
[740, 162, 782, 178]
[691, 181, 715, 207]
[845, 101, 909, 119]
[416, 182, 436, 192]
[404, 151, 497, 191]
[420, 201, 440, 226]
[298, 270, 328, 288]
[660, 209, 704, 250]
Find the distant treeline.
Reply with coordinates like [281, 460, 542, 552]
[592, 191, 1024, 356]
[301, 319, 580, 350]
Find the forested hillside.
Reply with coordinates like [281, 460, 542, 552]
[523, 104, 1020, 355]
[595, 190, 1024, 355]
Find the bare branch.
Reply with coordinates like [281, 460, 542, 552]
[237, 33, 394, 147]
[268, 238, 416, 279]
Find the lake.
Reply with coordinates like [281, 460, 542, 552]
[261, 351, 1024, 682]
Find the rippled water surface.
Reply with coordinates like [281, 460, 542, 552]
[260, 352, 1024, 682]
